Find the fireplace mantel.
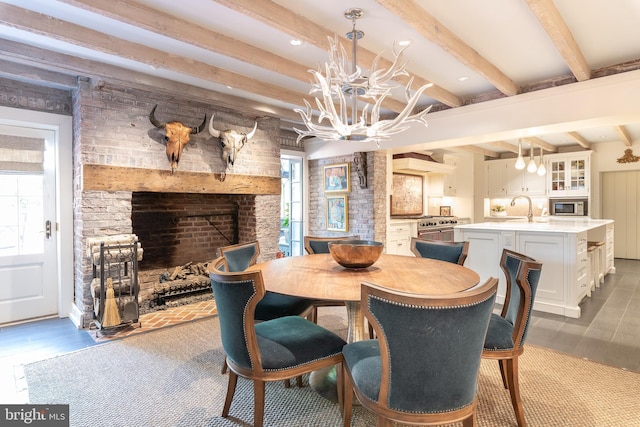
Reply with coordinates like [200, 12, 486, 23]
[82, 164, 281, 195]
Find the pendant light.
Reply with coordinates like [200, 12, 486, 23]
[514, 139, 526, 170]
[527, 141, 538, 173]
[537, 146, 546, 176]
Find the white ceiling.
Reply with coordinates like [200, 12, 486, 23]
[0, 0, 639, 159]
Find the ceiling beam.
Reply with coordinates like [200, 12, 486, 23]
[615, 125, 632, 146]
[59, 0, 406, 115]
[375, 0, 518, 97]
[0, 3, 317, 110]
[522, 137, 558, 153]
[488, 140, 519, 154]
[525, 0, 591, 81]
[458, 145, 500, 158]
[214, 0, 463, 108]
[0, 39, 302, 122]
[0, 60, 77, 89]
[565, 131, 591, 149]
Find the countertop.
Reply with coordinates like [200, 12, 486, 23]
[455, 217, 613, 233]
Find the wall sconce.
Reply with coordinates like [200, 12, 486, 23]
[527, 141, 538, 173]
[515, 139, 525, 170]
[537, 146, 546, 176]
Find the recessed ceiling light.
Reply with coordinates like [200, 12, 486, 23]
[290, 39, 302, 46]
[226, 85, 233, 90]
[398, 40, 411, 47]
[457, 76, 470, 82]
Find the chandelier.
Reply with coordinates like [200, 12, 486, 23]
[294, 7, 433, 144]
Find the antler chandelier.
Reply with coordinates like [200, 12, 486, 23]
[294, 7, 433, 144]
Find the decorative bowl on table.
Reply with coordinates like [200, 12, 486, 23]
[328, 240, 384, 269]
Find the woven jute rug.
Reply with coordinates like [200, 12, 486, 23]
[23, 308, 640, 426]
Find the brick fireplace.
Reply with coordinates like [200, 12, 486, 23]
[72, 81, 283, 327]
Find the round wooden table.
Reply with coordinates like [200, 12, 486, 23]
[249, 253, 481, 402]
[250, 253, 481, 342]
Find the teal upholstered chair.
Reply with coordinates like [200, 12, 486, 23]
[217, 241, 315, 321]
[342, 277, 498, 427]
[303, 235, 359, 323]
[410, 238, 470, 265]
[483, 249, 543, 427]
[209, 257, 346, 427]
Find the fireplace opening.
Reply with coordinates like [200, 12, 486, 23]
[131, 192, 250, 313]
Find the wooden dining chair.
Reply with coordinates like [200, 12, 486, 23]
[216, 240, 315, 386]
[410, 238, 470, 265]
[303, 235, 359, 323]
[342, 277, 498, 427]
[209, 256, 346, 427]
[483, 248, 543, 427]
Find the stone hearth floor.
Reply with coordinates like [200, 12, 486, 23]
[88, 300, 217, 343]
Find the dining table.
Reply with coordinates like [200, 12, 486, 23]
[248, 252, 481, 401]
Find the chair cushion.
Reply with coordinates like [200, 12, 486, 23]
[342, 340, 382, 402]
[254, 292, 314, 321]
[255, 316, 346, 370]
[484, 313, 515, 351]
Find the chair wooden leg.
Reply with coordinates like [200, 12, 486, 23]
[504, 357, 526, 427]
[498, 359, 508, 389]
[284, 378, 291, 388]
[342, 365, 353, 427]
[376, 415, 392, 426]
[221, 357, 228, 374]
[308, 306, 318, 323]
[462, 410, 477, 427]
[296, 375, 304, 387]
[222, 371, 238, 418]
[253, 380, 266, 427]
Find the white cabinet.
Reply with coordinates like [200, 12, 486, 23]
[507, 166, 546, 195]
[387, 221, 416, 256]
[486, 160, 508, 197]
[606, 223, 615, 275]
[486, 158, 546, 197]
[546, 152, 591, 197]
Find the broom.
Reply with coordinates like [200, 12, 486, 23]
[102, 278, 121, 328]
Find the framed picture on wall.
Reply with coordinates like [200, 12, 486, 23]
[326, 195, 348, 231]
[323, 163, 350, 193]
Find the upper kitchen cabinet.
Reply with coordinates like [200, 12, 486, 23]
[546, 152, 591, 197]
[486, 160, 508, 197]
[428, 154, 457, 197]
[506, 164, 546, 196]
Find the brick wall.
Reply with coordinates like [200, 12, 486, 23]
[72, 79, 281, 326]
[308, 151, 387, 244]
[0, 78, 72, 114]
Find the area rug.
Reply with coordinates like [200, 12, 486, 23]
[23, 308, 640, 426]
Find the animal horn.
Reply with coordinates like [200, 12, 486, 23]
[149, 105, 165, 128]
[191, 114, 207, 134]
[208, 114, 220, 139]
[246, 122, 258, 140]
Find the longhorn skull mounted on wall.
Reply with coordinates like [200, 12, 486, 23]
[149, 105, 207, 174]
[208, 114, 257, 176]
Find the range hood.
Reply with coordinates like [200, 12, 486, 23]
[392, 152, 455, 175]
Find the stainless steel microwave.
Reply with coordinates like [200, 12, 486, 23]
[550, 199, 588, 216]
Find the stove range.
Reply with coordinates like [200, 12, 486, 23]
[417, 215, 459, 230]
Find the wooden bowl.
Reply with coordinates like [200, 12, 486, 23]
[328, 240, 384, 269]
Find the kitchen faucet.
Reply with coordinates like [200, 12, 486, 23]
[511, 195, 533, 223]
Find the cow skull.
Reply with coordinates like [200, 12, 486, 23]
[208, 114, 257, 173]
[149, 105, 206, 174]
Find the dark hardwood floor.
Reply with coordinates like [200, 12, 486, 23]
[1, 258, 638, 403]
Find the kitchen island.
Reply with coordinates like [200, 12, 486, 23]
[454, 218, 615, 318]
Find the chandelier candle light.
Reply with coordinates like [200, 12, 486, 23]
[294, 7, 433, 144]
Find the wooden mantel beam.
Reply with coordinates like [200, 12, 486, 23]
[82, 164, 281, 195]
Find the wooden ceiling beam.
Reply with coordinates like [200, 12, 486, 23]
[565, 131, 591, 149]
[522, 137, 558, 153]
[525, 0, 591, 81]
[488, 140, 519, 154]
[0, 3, 315, 109]
[214, 0, 463, 108]
[376, 0, 519, 97]
[615, 125, 632, 146]
[458, 145, 500, 158]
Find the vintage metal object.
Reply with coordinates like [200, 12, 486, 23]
[328, 240, 383, 269]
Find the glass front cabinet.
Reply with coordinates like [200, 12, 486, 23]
[546, 152, 591, 197]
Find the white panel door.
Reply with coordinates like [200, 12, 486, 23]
[0, 124, 58, 323]
[602, 171, 640, 260]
